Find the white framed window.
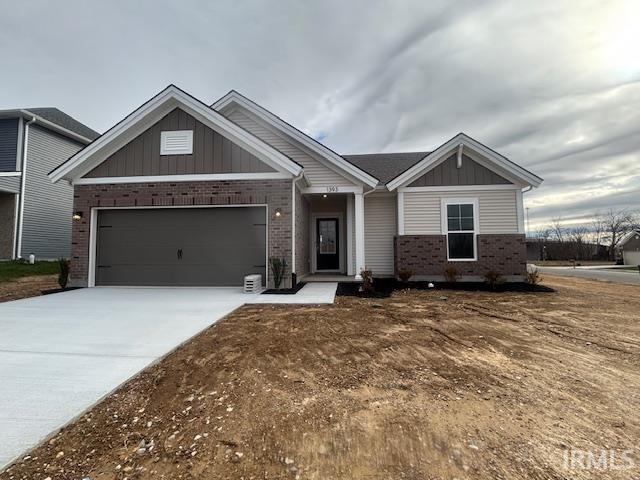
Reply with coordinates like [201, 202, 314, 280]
[160, 130, 193, 155]
[441, 198, 479, 261]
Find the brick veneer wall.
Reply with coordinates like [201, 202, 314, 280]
[394, 234, 527, 279]
[294, 186, 310, 279]
[70, 179, 292, 288]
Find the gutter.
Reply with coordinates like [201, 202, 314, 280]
[20, 110, 93, 145]
[15, 116, 36, 259]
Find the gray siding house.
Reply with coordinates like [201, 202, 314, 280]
[0, 109, 98, 259]
[49, 85, 542, 288]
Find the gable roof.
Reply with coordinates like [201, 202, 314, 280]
[343, 152, 430, 185]
[385, 133, 543, 190]
[49, 85, 302, 183]
[0, 107, 98, 144]
[620, 230, 640, 247]
[212, 90, 379, 188]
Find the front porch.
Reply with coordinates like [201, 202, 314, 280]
[301, 273, 361, 283]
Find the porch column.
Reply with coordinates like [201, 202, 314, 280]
[354, 192, 365, 279]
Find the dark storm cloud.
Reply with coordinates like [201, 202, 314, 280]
[0, 0, 637, 229]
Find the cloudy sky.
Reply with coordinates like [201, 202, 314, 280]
[1, 0, 638, 230]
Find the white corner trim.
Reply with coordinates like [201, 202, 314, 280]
[397, 191, 405, 235]
[440, 197, 479, 262]
[73, 172, 292, 185]
[399, 184, 521, 193]
[212, 91, 379, 188]
[50, 85, 302, 183]
[16, 117, 36, 258]
[354, 192, 365, 277]
[386, 133, 543, 190]
[346, 194, 354, 276]
[516, 189, 525, 234]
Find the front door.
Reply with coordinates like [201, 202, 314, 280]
[316, 218, 339, 270]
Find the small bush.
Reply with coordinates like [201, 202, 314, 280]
[397, 269, 413, 282]
[526, 268, 541, 285]
[58, 258, 70, 289]
[443, 266, 459, 283]
[269, 257, 288, 289]
[360, 269, 374, 293]
[484, 270, 504, 290]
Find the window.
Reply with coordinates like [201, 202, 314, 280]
[160, 130, 193, 155]
[443, 200, 477, 260]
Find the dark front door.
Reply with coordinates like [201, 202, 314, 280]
[95, 207, 266, 286]
[316, 218, 339, 270]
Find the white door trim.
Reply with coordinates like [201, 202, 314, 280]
[87, 204, 269, 288]
[310, 211, 345, 274]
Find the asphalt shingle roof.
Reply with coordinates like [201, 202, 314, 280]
[26, 107, 100, 141]
[343, 151, 430, 185]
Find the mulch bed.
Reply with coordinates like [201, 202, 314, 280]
[261, 282, 306, 295]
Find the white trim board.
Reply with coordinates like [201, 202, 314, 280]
[301, 185, 363, 194]
[399, 184, 521, 193]
[0, 171, 21, 177]
[212, 91, 379, 188]
[74, 172, 291, 185]
[50, 85, 303, 183]
[386, 133, 543, 190]
[87, 204, 269, 288]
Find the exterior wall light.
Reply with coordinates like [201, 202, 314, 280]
[72, 212, 83, 221]
[274, 208, 282, 217]
[322, 194, 328, 198]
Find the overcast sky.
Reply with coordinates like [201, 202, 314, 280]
[1, 0, 638, 231]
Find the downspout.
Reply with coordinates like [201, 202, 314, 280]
[290, 172, 304, 283]
[15, 116, 36, 259]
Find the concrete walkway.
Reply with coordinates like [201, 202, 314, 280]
[248, 282, 338, 304]
[534, 265, 640, 285]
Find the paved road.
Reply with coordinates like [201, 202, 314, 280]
[534, 266, 640, 285]
[0, 287, 256, 468]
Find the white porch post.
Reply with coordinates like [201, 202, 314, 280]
[354, 192, 365, 279]
[346, 194, 354, 276]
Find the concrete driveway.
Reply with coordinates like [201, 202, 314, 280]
[0, 287, 254, 468]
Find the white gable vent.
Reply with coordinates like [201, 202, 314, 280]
[160, 130, 193, 155]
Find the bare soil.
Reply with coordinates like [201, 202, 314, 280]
[0, 275, 58, 303]
[2, 275, 639, 479]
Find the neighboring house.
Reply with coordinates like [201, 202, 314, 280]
[0, 108, 98, 260]
[620, 230, 640, 265]
[49, 85, 542, 288]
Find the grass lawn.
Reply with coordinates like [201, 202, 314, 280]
[3, 275, 638, 479]
[0, 260, 59, 283]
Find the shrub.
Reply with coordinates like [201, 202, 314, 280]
[484, 270, 504, 290]
[58, 258, 70, 289]
[269, 257, 288, 289]
[526, 268, 541, 285]
[397, 269, 413, 282]
[443, 266, 459, 283]
[360, 268, 374, 293]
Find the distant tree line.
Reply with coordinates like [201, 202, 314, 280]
[529, 208, 639, 261]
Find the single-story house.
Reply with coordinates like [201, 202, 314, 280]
[0, 108, 98, 259]
[620, 230, 640, 265]
[49, 85, 542, 288]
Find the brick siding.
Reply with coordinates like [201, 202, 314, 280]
[394, 234, 527, 279]
[294, 186, 310, 278]
[70, 179, 292, 287]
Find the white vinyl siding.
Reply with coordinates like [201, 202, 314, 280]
[227, 108, 355, 187]
[403, 189, 518, 235]
[364, 194, 396, 275]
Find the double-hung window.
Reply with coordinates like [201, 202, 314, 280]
[443, 199, 478, 260]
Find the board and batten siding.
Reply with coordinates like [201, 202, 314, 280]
[0, 118, 19, 172]
[364, 194, 396, 275]
[226, 108, 354, 187]
[403, 188, 519, 235]
[21, 125, 83, 258]
[85, 108, 275, 177]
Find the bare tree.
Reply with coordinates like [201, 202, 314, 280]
[550, 217, 566, 243]
[601, 208, 636, 260]
[569, 226, 590, 260]
[591, 212, 606, 248]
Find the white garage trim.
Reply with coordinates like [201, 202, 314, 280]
[87, 204, 268, 288]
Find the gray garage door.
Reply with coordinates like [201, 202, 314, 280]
[95, 207, 266, 286]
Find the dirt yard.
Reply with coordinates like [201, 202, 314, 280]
[0, 275, 58, 303]
[2, 275, 639, 479]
